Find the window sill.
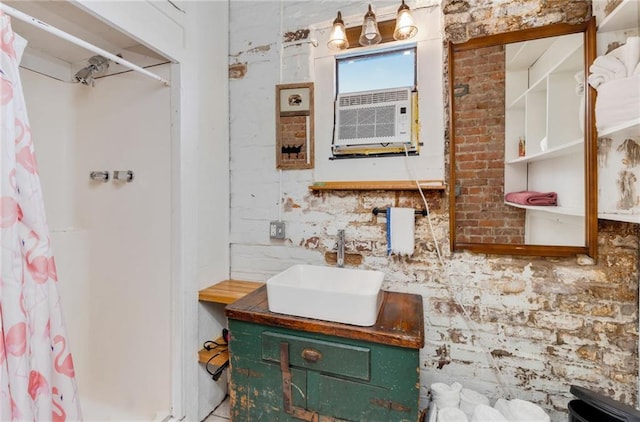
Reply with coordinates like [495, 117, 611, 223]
[309, 180, 445, 191]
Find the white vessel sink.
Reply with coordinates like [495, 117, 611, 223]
[266, 264, 385, 326]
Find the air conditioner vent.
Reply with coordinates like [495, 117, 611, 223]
[339, 89, 410, 107]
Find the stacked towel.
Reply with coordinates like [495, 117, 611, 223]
[438, 407, 468, 422]
[588, 54, 627, 88]
[494, 398, 550, 422]
[589, 36, 640, 89]
[505, 191, 558, 206]
[595, 74, 640, 131]
[386, 207, 415, 256]
[460, 388, 491, 419]
[431, 382, 463, 409]
[471, 404, 508, 422]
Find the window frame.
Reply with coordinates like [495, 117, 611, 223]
[335, 45, 418, 96]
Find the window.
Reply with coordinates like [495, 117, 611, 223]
[332, 46, 418, 157]
[336, 47, 416, 94]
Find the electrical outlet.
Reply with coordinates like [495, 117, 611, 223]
[270, 221, 286, 239]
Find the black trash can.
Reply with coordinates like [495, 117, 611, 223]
[569, 385, 640, 422]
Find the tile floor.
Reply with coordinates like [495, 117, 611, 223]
[202, 395, 230, 422]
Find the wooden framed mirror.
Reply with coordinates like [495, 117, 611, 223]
[448, 19, 598, 258]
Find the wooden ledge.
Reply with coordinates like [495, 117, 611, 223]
[199, 280, 264, 305]
[309, 180, 445, 191]
[198, 336, 228, 366]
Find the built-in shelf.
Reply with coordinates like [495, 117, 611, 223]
[505, 201, 584, 217]
[598, 213, 639, 224]
[597, 118, 640, 138]
[597, 0, 639, 32]
[198, 279, 264, 305]
[309, 180, 446, 191]
[505, 138, 583, 164]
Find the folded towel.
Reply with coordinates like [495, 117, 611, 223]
[493, 399, 513, 420]
[610, 36, 640, 77]
[589, 54, 627, 88]
[431, 382, 463, 409]
[387, 207, 415, 256]
[427, 402, 438, 422]
[460, 388, 491, 419]
[595, 75, 640, 131]
[505, 191, 558, 206]
[438, 407, 468, 422]
[471, 404, 508, 422]
[509, 399, 550, 422]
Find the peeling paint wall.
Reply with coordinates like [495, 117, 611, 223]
[228, 1, 639, 420]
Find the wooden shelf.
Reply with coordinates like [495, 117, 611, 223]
[198, 336, 228, 366]
[309, 180, 446, 191]
[199, 280, 264, 305]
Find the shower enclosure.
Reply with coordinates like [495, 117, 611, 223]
[21, 64, 173, 420]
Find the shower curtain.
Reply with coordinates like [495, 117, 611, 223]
[1, 12, 81, 421]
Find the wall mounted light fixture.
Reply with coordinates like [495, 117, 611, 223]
[393, 0, 418, 40]
[359, 4, 382, 46]
[328, 1, 418, 51]
[327, 11, 349, 50]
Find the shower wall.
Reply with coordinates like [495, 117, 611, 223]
[21, 64, 172, 420]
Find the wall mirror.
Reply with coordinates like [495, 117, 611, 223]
[448, 19, 598, 258]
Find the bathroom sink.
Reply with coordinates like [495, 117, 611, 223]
[266, 264, 385, 326]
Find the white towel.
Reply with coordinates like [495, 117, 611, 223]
[460, 388, 490, 419]
[595, 75, 640, 131]
[470, 404, 508, 422]
[508, 399, 550, 422]
[387, 207, 415, 256]
[438, 407, 468, 422]
[589, 54, 627, 88]
[431, 382, 463, 409]
[493, 399, 513, 420]
[611, 36, 640, 77]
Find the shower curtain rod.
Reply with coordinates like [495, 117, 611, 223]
[0, 3, 170, 86]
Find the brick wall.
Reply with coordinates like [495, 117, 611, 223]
[228, 1, 639, 420]
[452, 44, 526, 244]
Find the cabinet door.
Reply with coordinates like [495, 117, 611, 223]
[230, 358, 308, 421]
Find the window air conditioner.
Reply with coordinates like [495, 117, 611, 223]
[332, 86, 414, 156]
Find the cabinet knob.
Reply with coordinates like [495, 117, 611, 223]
[301, 348, 322, 363]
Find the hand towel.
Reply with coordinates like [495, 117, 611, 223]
[438, 407, 468, 422]
[470, 404, 508, 422]
[505, 191, 558, 206]
[387, 207, 415, 256]
[431, 382, 463, 409]
[460, 388, 490, 419]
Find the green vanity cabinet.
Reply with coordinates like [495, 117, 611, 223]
[226, 286, 424, 422]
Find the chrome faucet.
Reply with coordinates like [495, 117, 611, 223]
[337, 229, 345, 268]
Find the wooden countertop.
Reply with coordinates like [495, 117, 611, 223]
[226, 285, 424, 349]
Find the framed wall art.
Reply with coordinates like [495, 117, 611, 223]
[276, 82, 314, 169]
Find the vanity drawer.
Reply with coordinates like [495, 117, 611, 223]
[261, 331, 371, 381]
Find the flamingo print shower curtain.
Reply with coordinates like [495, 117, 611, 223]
[1, 12, 81, 421]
